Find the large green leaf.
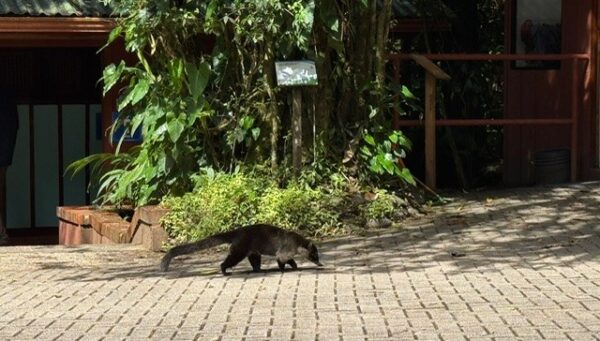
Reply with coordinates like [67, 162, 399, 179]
[167, 119, 185, 143]
[168, 59, 185, 92]
[130, 78, 150, 105]
[205, 0, 218, 20]
[118, 78, 149, 111]
[186, 62, 211, 102]
[251, 127, 261, 141]
[401, 85, 419, 100]
[397, 168, 416, 186]
[364, 134, 376, 146]
[301, 1, 315, 27]
[378, 155, 395, 175]
[318, 0, 339, 33]
[102, 61, 125, 95]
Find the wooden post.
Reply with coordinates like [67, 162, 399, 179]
[0, 167, 6, 238]
[409, 54, 450, 190]
[292, 88, 302, 176]
[425, 72, 437, 189]
[570, 59, 579, 182]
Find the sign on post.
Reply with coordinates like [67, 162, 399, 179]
[275, 61, 318, 87]
[275, 61, 318, 176]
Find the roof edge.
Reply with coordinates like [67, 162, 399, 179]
[0, 17, 115, 33]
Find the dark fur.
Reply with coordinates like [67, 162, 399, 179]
[160, 224, 322, 275]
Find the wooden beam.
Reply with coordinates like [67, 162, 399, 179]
[390, 19, 451, 33]
[0, 17, 115, 33]
[0, 17, 115, 47]
[394, 118, 573, 127]
[391, 53, 590, 62]
[0, 33, 108, 47]
[425, 72, 437, 189]
[410, 54, 451, 80]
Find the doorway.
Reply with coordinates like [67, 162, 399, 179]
[0, 48, 103, 244]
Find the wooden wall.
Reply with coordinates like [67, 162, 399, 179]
[0, 48, 102, 104]
[504, 1, 596, 185]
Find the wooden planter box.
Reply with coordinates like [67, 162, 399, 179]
[56, 205, 169, 251]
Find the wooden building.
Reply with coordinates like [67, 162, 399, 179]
[392, 0, 600, 188]
[503, 0, 597, 185]
[0, 0, 450, 243]
[0, 0, 125, 242]
[0, 0, 599, 243]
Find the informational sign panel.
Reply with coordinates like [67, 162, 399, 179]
[275, 61, 318, 87]
[111, 112, 143, 143]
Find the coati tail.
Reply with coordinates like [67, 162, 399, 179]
[159, 232, 234, 272]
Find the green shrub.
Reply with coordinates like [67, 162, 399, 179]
[161, 173, 268, 242]
[255, 186, 340, 235]
[362, 191, 397, 221]
[161, 172, 342, 242]
[161, 170, 412, 243]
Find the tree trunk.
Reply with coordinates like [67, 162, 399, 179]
[292, 89, 303, 176]
[262, 37, 280, 171]
[375, 0, 393, 89]
[313, 14, 334, 150]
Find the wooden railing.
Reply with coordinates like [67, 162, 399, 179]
[388, 53, 590, 189]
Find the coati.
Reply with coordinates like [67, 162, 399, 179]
[160, 224, 323, 275]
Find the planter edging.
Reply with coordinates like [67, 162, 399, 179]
[57, 205, 169, 250]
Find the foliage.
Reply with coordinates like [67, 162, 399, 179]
[160, 171, 341, 242]
[161, 172, 265, 242]
[160, 169, 413, 242]
[71, 0, 417, 207]
[66, 149, 140, 205]
[403, 0, 505, 187]
[72, 1, 216, 205]
[360, 129, 415, 186]
[255, 185, 340, 235]
[362, 191, 396, 220]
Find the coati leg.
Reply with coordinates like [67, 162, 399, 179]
[248, 253, 261, 272]
[277, 258, 298, 272]
[287, 259, 298, 270]
[220, 249, 246, 276]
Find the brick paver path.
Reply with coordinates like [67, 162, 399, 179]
[2, 183, 600, 340]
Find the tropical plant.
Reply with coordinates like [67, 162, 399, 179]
[161, 171, 340, 241]
[360, 130, 415, 186]
[70, 0, 417, 207]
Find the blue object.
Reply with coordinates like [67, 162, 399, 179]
[111, 112, 143, 144]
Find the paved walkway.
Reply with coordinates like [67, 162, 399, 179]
[2, 183, 600, 340]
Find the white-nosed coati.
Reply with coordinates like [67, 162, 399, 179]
[160, 224, 323, 275]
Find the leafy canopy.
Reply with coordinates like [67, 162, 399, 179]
[69, 0, 416, 206]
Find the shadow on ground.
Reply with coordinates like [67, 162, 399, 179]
[24, 182, 600, 282]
